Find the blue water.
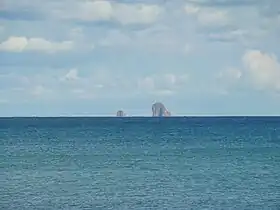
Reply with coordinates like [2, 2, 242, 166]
[1, 117, 280, 210]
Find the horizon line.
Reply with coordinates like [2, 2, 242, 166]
[0, 115, 280, 118]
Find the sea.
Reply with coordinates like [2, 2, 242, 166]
[1, 117, 280, 210]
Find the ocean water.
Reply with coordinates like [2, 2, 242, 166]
[1, 117, 280, 210]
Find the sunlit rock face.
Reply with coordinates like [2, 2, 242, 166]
[152, 102, 171, 117]
[116, 110, 125, 117]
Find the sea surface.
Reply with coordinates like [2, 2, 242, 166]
[1, 117, 280, 210]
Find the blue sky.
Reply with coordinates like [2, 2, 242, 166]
[0, 0, 280, 116]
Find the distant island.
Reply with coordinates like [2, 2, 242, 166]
[152, 102, 171, 117]
[116, 110, 126, 117]
[115, 102, 171, 117]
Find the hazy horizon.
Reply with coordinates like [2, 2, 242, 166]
[1, 115, 280, 118]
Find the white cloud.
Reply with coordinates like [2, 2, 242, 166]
[65, 1, 113, 22]
[137, 73, 188, 95]
[198, 11, 228, 26]
[62, 69, 80, 81]
[0, 36, 73, 53]
[30, 85, 52, 97]
[217, 50, 280, 93]
[2, 70, 184, 102]
[56, 1, 162, 25]
[242, 50, 280, 91]
[184, 4, 229, 26]
[184, 4, 200, 14]
[113, 4, 162, 25]
[208, 29, 248, 42]
[181, 1, 280, 46]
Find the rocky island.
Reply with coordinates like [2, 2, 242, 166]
[152, 102, 171, 117]
[116, 110, 125, 117]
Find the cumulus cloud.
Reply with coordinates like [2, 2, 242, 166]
[55, 1, 162, 25]
[1, 1, 279, 99]
[207, 29, 248, 42]
[0, 36, 73, 53]
[113, 3, 162, 25]
[62, 1, 113, 22]
[217, 50, 280, 93]
[243, 50, 280, 91]
[183, 0, 279, 45]
[137, 73, 188, 95]
[184, 4, 229, 26]
[61, 69, 80, 81]
[30, 85, 52, 97]
[0, 68, 133, 103]
[32, 70, 189, 99]
[3, 0, 276, 53]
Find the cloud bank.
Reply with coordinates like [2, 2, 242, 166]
[0, 0, 279, 115]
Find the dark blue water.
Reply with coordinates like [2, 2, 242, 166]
[1, 117, 280, 210]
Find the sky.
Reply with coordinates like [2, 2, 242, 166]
[0, 0, 280, 116]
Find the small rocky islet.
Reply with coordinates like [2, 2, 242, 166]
[116, 102, 171, 117]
